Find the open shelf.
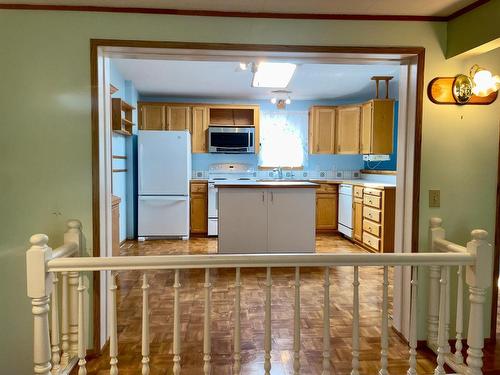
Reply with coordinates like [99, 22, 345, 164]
[112, 98, 135, 136]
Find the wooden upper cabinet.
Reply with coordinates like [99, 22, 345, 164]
[309, 106, 336, 154]
[360, 102, 373, 154]
[166, 105, 191, 131]
[191, 106, 209, 153]
[360, 99, 394, 155]
[140, 104, 165, 130]
[336, 105, 361, 154]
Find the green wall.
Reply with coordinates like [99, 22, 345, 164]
[0, 9, 498, 373]
[447, 0, 500, 58]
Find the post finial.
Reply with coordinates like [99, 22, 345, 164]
[430, 217, 442, 228]
[66, 219, 82, 230]
[30, 234, 49, 247]
[471, 229, 488, 241]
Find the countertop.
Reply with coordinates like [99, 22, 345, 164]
[214, 181, 319, 188]
[311, 179, 396, 189]
[191, 178, 395, 189]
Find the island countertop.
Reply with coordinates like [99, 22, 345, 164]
[214, 181, 319, 188]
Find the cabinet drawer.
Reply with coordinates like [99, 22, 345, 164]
[190, 182, 208, 193]
[363, 232, 380, 251]
[363, 194, 381, 209]
[363, 219, 381, 237]
[363, 206, 382, 223]
[364, 187, 382, 197]
[317, 183, 338, 194]
[353, 186, 364, 198]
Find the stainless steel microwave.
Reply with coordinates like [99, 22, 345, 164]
[208, 126, 255, 153]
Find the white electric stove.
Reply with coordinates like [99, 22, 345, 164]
[207, 163, 257, 236]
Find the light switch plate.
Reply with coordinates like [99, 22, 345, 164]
[429, 190, 440, 208]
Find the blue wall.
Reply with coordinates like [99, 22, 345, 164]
[140, 96, 368, 172]
[363, 101, 399, 171]
[110, 61, 138, 241]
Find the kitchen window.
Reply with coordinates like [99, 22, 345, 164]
[258, 111, 307, 168]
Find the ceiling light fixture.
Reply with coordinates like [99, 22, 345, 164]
[252, 62, 297, 88]
[270, 90, 292, 109]
[239, 62, 248, 71]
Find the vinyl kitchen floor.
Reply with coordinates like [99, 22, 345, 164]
[81, 234, 498, 375]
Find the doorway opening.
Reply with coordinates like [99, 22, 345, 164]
[91, 41, 425, 356]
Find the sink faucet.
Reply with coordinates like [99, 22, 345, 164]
[273, 167, 283, 179]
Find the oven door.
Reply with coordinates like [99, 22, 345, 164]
[208, 126, 254, 153]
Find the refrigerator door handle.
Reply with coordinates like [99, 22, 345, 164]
[139, 196, 188, 201]
[139, 143, 143, 193]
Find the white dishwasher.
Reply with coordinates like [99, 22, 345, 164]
[338, 184, 353, 238]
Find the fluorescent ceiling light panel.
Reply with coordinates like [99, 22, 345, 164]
[252, 62, 297, 88]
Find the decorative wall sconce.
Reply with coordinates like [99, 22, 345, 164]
[428, 65, 499, 105]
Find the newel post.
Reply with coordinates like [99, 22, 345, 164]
[27, 234, 53, 375]
[428, 217, 444, 346]
[465, 229, 493, 375]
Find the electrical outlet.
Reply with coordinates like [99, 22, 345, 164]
[429, 190, 440, 208]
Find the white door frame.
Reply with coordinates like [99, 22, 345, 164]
[95, 43, 422, 349]
[96, 48, 113, 348]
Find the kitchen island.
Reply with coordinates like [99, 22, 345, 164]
[216, 181, 318, 253]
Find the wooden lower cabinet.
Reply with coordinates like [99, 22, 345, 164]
[112, 195, 121, 256]
[190, 181, 208, 234]
[360, 187, 395, 253]
[315, 183, 338, 231]
[353, 196, 363, 242]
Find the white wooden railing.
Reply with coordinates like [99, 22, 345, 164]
[27, 218, 493, 375]
[426, 217, 493, 375]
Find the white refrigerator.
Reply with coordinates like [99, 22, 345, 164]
[138, 131, 191, 239]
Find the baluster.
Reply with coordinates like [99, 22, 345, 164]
[445, 266, 451, 354]
[427, 265, 441, 346]
[351, 266, 360, 375]
[264, 267, 272, 375]
[27, 234, 53, 375]
[77, 275, 87, 375]
[379, 266, 389, 375]
[293, 267, 301, 375]
[60, 272, 70, 366]
[434, 266, 448, 375]
[407, 267, 418, 375]
[322, 267, 330, 375]
[142, 274, 150, 375]
[109, 272, 118, 375]
[203, 269, 212, 375]
[233, 268, 241, 375]
[454, 266, 464, 364]
[465, 229, 492, 375]
[173, 269, 181, 375]
[65, 219, 82, 360]
[51, 273, 61, 374]
[69, 271, 79, 356]
[428, 218, 444, 347]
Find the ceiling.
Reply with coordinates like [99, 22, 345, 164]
[2, 0, 479, 17]
[113, 58, 400, 101]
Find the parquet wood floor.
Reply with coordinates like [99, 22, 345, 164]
[82, 235, 499, 375]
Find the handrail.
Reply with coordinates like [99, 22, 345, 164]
[433, 238, 467, 254]
[51, 242, 79, 260]
[47, 252, 476, 272]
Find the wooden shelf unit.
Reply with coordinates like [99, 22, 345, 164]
[112, 98, 135, 136]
